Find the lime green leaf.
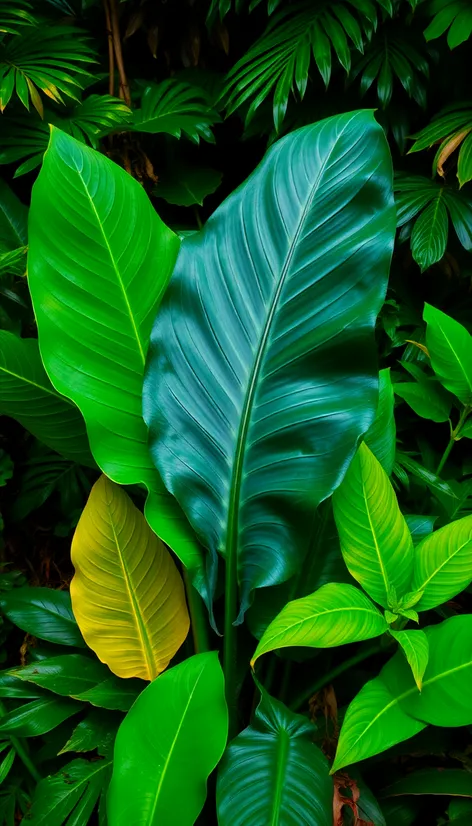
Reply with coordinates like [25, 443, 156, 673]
[424, 303, 472, 404]
[108, 652, 228, 826]
[331, 659, 426, 772]
[25, 757, 111, 826]
[0, 332, 93, 466]
[333, 443, 414, 608]
[216, 687, 332, 825]
[412, 514, 472, 610]
[27, 128, 206, 594]
[394, 362, 452, 423]
[252, 583, 387, 665]
[144, 111, 396, 620]
[0, 587, 84, 647]
[70, 476, 190, 681]
[389, 629, 429, 690]
[364, 368, 396, 474]
[410, 195, 448, 271]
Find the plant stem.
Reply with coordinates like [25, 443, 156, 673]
[10, 736, 41, 784]
[223, 553, 238, 737]
[103, 0, 115, 96]
[183, 570, 210, 654]
[289, 642, 383, 713]
[108, 0, 131, 106]
[437, 406, 470, 476]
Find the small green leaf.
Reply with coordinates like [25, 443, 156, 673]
[252, 583, 387, 665]
[394, 363, 452, 423]
[108, 652, 228, 826]
[333, 443, 414, 608]
[59, 709, 119, 756]
[26, 757, 111, 826]
[364, 368, 396, 474]
[412, 514, 472, 610]
[411, 195, 448, 271]
[0, 696, 83, 737]
[0, 587, 84, 647]
[154, 167, 223, 207]
[424, 303, 472, 404]
[216, 687, 332, 825]
[389, 629, 429, 690]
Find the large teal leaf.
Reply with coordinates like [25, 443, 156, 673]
[108, 652, 228, 826]
[144, 110, 396, 621]
[27, 128, 206, 596]
[0, 331, 93, 465]
[216, 687, 332, 825]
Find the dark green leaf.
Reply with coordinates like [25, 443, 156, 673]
[0, 587, 84, 647]
[382, 768, 472, 797]
[0, 696, 82, 737]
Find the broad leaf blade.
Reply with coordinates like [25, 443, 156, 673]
[424, 303, 472, 404]
[252, 583, 387, 664]
[412, 514, 472, 610]
[144, 110, 396, 618]
[364, 367, 396, 475]
[0, 332, 93, 466]
[0, 587, 84, 647]
[216, 688, 332, 825]
[333, 443, 414, 607]
[410, 195, 448, 271]
[27, 128, 205, 593]
[70, 476, 189, 681]
[25, 758, 111, 826]
[108, 652, 228, 826]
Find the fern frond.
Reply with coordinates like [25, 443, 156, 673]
[222, 0, 391, 131]
[0, 25, 96, 116]
[0, 1, 36, 36]
[130, 80, 221, 143]
[409, 103, 472, 186]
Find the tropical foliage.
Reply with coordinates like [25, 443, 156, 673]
[1, 1, 472, 825]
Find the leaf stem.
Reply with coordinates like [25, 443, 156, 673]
[10, 736, 41, 784]
[223, 553, 238, 737]
[183, 570, 210, 654]
[289, 642, 383, 712]
[437, 405, 470, 476]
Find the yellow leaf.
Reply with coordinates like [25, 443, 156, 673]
[70, 475, 190, 681]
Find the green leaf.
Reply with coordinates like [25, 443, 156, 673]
[131, 81, 220, 143]
[410, 195, 448, 271]
[412, 514, 472, 610]
[0, 332, 93, 466]
[144, 111, 396, 619]
[25, 757, 111, 826]
[333, 443, 414, 608]
[8, 654, 143, 712]
[331, 659, 426, 772]
[364, 368, 396, 475]
[27, 128, 206, 596]
[108, 652, 228, 826]
[252, 583, 387, 664]
[424, 303, 472, 404]
[382, 768, 472, 797]
[59, 709, 119, 756]
[154, 166, 223, 207]
[394, 362, 452, 423]
[389, 629, 429, 690]
[0, 587, 84, 647]
[216, 687, 332, 825]
[0, 696, 83, 737]
[401, 614, 472, 726]
[404, 514, 437, 545]
[0, 179, 28, 252]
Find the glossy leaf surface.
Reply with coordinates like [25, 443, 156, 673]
[0, 332, 92, 465]
[390, 629, 429, 690]
[144, 111, 395, 616]
[216, 688, 332, 826]
[26, 757, 111, 826]
[412, 514, 472, 610]
[0, 587, 84, 647]
[424, 303, 472, 404]
[333, 443, 414, 607]
[107, 652, 228, 826]
[27, 128, 204, 588]
[364, 368, 396, 475]
[382, 768, 472, 797]
[0, 178, 28, 252]
[252, 583, 387, 664]
[0, 696, 83, 737]
[71, 475, 189, 681]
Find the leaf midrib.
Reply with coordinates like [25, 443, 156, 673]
[414, 537, 472, 593]
[225, 116, 355, 607]
[269, 727, 289, 826]
[436, 321, 472, 397]
[75, 168, 146, 366]
[261, 605, 383, 654]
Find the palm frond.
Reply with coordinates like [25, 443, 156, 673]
[409, 103, 472, 186]
[222, 0, 392, 131]
[130, 80, 221, 143]
[424, 0, 472, 49]
[0, 1, 36, 36]
[0, 25, 96, 116]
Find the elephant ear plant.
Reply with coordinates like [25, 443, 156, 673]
[18, 109, 398, 823]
